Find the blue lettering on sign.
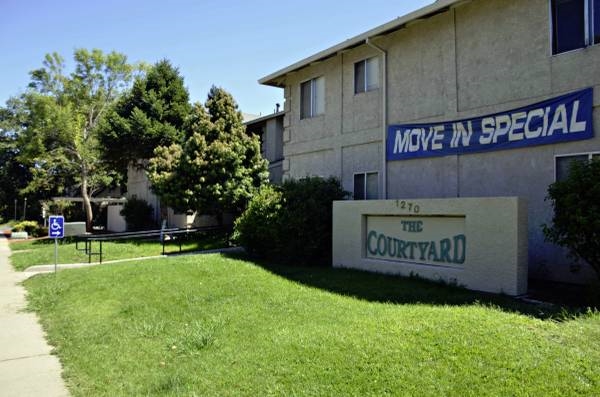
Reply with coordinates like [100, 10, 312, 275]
[387, 88, 594, 160]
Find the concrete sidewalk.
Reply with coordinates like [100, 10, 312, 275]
[0, 236, 69, 397]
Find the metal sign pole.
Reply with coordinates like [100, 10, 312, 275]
[48, 215, 64, 275]
[54, 238, 58, 274]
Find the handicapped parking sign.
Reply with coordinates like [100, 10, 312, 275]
[48, 215, 65, 239]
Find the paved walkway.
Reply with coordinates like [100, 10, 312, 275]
[0, 236, 69, 397]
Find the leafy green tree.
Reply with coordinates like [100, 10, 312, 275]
[148, 86, 268, 222]
[0, 104, 33, 221]
[99, 59, 191, 172]
[543, 158, 600, 281]
[9, 49, 135, 231]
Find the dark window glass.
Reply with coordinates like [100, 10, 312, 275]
[354, 174, 365, 200]
[556, 155, 589, 181]
[552, 0, 586, 54]
[300, 80, 312, 119]
[594, 0, 600, 43]
[354, 60, 366, 94]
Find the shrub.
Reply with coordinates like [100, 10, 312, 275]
[232, 185, 283, 257]
[543, 158, 600, 281]
[12, 220, 47, 237]
[120, 198, 155, 231]
[234, 177, 348, 265]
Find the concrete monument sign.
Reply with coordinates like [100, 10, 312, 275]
[332, 197, 528, 295]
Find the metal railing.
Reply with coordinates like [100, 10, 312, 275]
[74, 226, 228, 264]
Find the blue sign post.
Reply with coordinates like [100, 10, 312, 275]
[48, 215, 64, 273]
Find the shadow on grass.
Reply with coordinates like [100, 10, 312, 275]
[223, 252, 594, 321]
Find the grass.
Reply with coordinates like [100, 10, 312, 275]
[23, 253, 600, 396]
[8, 233, 228, 271]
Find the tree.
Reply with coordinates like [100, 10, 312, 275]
[0, 104, 33, 221]
[543, 158, 600, 281]
[148, 86, 269, 222]
[11, 49, 135, 231]
[99, 59, 191, 172]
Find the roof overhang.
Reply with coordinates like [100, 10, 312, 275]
[244, 110, 285, 127]
[259, 0, 465, 87]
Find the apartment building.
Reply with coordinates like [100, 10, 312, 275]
[259, 0, 600, 283]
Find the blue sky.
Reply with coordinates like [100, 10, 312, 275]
[0, 0, 431, 116]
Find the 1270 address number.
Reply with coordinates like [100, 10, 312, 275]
[397, 200, 420, 214]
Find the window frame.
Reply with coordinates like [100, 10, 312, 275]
[554, 151, 600, 181]
[300, 76, 325, 119]
[354, 57, 379, 94]
[550, 0, 600, 55]
[353, 171, 379, 200]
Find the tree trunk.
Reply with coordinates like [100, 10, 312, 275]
[81, 173, 94, 233]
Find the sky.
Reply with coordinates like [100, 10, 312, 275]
[0, 0, 432, 117]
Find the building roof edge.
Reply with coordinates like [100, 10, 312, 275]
[259, 0, 463, 87]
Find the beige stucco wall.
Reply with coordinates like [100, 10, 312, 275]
[264, 117, 283, 163]
[333, 197, 528, 296]
[126, 164, 161, 223]
[279, 0, 600, 283]
[264, 117, 284, 183]
[246, 114, 284, 184]
[281, 47, 383, 190]
[107, 204, 126, 232]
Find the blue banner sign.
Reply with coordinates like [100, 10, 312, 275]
[387, 88, 594, 161]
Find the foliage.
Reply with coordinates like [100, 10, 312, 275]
[0, 104, 36, 221]
[543, 158, 600, 281]
[4, 49, 136, 231]
[22, 255, 600, 396]
[234, 177, 348, 264]
[12, 220, 47, 237]
[120, 197, 155, 231]
[99, 59, 191, 172]
[232, 185, 283, 257]
[43, 199, 74, 216]
[148, 86, 268, 220]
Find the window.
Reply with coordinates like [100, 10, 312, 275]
[300, 76, 324, 119]
[353, 172, 378, 200]
[555, 152, 600, 181]
[551, 0, 600, 54]
[354, 57, 379, 94]
[595, 0, 600, 42]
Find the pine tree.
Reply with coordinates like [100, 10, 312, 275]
[99, 59, 191, 172]
[148, 86, 269, 222]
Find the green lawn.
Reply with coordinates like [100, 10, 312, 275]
[23, 254, 600, 396]
[9, 234, 228, 271]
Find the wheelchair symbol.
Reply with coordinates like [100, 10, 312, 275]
[51, 218, 62, 231]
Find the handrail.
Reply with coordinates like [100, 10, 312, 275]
[75, 226, 229, 264]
